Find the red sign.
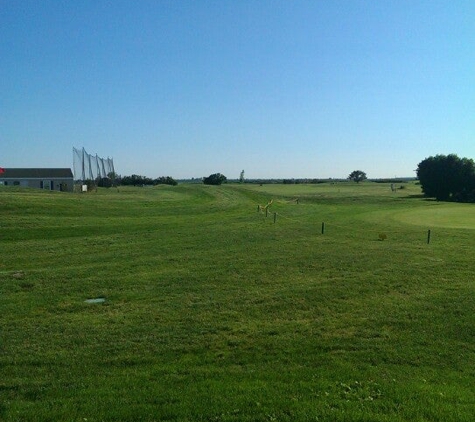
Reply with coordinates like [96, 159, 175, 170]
[0, 168, 5, 174]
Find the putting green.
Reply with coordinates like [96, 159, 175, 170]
[396, 203, 475, 229]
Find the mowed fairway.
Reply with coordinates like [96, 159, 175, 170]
[1, 182, 474, 421]
[396, 204, 475, 230]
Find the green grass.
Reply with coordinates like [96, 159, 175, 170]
[1, 182, 474, 421]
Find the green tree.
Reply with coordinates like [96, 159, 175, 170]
[97, 177, 113, 188]
[153, 176, 178, 186]
[416, 154, 475, 201]
[107, 171, 118, 180]
[120, 174, 153, 186]
[348, 170, 367, 183]
[107, 172, 119, 186]
[203, 173, 227, 185]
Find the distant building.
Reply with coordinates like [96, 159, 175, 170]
[0, 168, 74, 192]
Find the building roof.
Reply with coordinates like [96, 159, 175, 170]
[0, 168, 74, 178]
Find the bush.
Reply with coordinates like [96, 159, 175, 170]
[120, 175, 154, 186]
[97, 177, 113, 188]
[153, 176, 178, 186]
[203, 173, 227, 185]
[416, 154, 475, 201]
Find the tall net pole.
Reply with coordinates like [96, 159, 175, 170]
[100, 157, 107, 178]
[95, 154, 101, 179]
[87, 152, 94, 181]
[82, 148, 86, 181]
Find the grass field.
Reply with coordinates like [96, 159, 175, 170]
[1, 181, 474, 421]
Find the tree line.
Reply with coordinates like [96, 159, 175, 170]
[119, 175, 178, 186]
[117, 173, 228, 186]
[96, 172, 228, 187]
[97, 174, 178, 187]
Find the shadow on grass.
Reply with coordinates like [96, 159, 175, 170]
[406, 194, 435, 200]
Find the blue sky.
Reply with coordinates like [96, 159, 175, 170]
[2, 0, 474, 179]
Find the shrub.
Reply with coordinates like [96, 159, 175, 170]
[203, 173, 227, 185]
[153, 176, 178, 186]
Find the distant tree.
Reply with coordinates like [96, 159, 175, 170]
[203, 173, 227, 185]
[416, 154, 475, 201]
[239, 170, 245, 183]
[153, 176, 178, 186]
[107, 172, 120, 186]
[97, 177, 113, 188]
[120, 174, 153, 186]
[107, 171, 118, 180]
[348, 170, 367, 183]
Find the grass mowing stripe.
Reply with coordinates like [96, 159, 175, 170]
[1, 182, 474, 421]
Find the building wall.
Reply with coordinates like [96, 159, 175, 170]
[0, 178, 74, 192]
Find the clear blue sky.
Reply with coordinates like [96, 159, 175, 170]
[2, 0, 474, 179]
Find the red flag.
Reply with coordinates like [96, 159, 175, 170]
[0, 168, 5, 174]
